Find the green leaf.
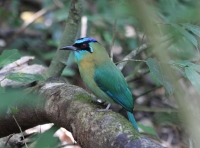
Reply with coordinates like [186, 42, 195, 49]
[7, 107, 19, 115]
[146, 58, 175, 95]
[62, 68, 75, 76]
[0, 86, 5, 94]
[154, 112, 180, 126]
[46, 40, 59, 47]
[171, 23, 198, 48]
[34, 125, 60, 148]
[0, 88, 39, 115]
[185, 67, 200, 95]
[138, 124, 159, 139]
[183, 23, 200, 38]
[149, 72, 160, 86]
[169, 60, 192, 76]
[169, 60, 193, 68]
[190, 64, 200, 73]
[0, 49, 21, 68]
[170, 61, 200, 76]
[170, 65, 185, 76]
[6, 73, 45, 83]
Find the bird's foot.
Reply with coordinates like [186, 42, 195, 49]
[97, 104, 112, 112]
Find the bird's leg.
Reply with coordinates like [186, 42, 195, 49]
[97, 103, 111, 112]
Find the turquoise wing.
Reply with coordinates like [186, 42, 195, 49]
[94, 62, 134, 112]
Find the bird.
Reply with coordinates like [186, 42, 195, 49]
[60, 37, 139, 131]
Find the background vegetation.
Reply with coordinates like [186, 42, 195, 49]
[1, 0, 200, 147]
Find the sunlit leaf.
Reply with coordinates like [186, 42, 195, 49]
[146, 58, 175, 95]
[171, 23, 198, 49]
[6, 73, 45, 83]
[185, 67, 200, 95]
[0, 49, 21, 68]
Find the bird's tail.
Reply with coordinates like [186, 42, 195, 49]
[126, 111, 139, 132]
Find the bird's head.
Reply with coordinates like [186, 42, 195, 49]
[60, 37, 109, 62]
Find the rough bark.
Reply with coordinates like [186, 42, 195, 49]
[0, 82, 163, 148]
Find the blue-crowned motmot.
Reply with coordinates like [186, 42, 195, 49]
[60, 37, 139, 131]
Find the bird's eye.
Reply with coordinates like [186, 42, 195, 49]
[81, 43, 87, 48]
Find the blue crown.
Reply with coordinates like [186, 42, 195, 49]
[75, 37, 98, 44]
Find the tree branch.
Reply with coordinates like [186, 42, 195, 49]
[45, 0, 83, 78]
[117, 44, 148, 71]
[0, 82, 163, 148]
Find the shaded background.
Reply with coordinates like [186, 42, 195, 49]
[1, 0, 200, 148]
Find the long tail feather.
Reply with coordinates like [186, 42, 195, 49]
[127, 111, 139, 132]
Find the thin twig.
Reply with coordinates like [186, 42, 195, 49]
[118, 33, 173, 77]
[4, 133, 15, 146]
[125, 68, 149, 82]
[110, 18, 117, 61]
[135, 85, 162, 99]
[115, 59, 146, 65]
[12, 115, 28, 148]
[139, 31, 146, 47]
[0, 77, 6, 82]
[125, 34, 174, 82]
[117, 43, 148, 71]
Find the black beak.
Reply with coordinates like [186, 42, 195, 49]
[59, 45, 77, 51]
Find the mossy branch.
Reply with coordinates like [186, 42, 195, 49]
[0, 82, 163, 148]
